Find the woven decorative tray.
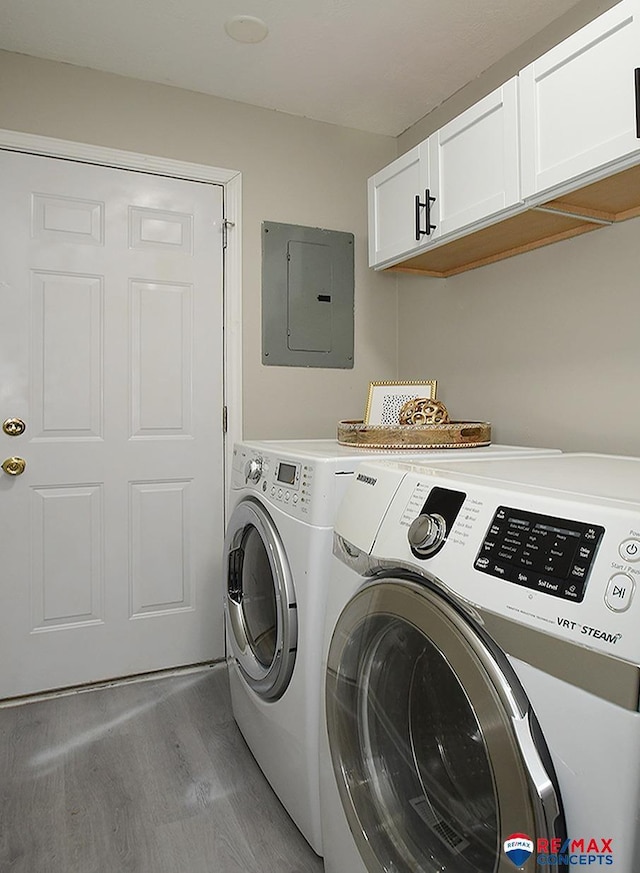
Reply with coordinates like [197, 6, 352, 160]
[337, 419, 491, 449]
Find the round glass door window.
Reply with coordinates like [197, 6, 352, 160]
[237, 525, 278, 666]
[225, 499, 297, 700]
[326, 578, 564, 873]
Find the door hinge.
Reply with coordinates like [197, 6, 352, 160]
[222, 405, 228, 434]
[222, 219, 235, 249]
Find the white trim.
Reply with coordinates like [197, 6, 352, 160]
[0, 129, 239, 183]
[0, 128, 243, 521]
[223, 172, 243, 515]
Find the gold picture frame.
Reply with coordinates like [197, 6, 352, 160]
[364, 380, 438, 426]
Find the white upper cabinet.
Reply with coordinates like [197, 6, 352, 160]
[520, 0, 640, 201]
[367, 140, 434, 267]
[429, 78, 522, 240]
[368, 80, 522, 269]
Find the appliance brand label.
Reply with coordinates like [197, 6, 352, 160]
[557, 617, 622, 645]
[356, 473, 377, 486]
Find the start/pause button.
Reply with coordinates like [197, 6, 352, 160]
[605, 573, 635, 612]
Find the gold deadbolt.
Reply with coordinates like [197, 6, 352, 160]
[2, 457, 26, 476]
[2, 418, 26, 437]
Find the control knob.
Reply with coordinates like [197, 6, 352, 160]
[408, 513, 446, 557]
[245, 456, 263, 484]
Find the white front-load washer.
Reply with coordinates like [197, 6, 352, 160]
[224, 440, 561, 855]
[321, 453, 640, 873]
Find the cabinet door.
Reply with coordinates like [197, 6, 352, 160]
[520, 0, 640, 200]
[367, 142, 433, 267]
[429, 78, 521, 240]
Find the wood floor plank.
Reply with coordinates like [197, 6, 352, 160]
[0, 665, 323, 873]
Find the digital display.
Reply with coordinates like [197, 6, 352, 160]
[475, 506, 604, 602]
[277, 462, 297, 486]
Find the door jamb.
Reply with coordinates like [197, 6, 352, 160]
[0, 129, 242, 519]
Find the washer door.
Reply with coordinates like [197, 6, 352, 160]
[326, 575, 565, 873]
[224, 498, 297, 700]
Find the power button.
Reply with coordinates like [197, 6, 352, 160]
[619, 538, 640, 563]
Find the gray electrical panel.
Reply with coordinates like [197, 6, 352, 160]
[262, 221, 354, 368]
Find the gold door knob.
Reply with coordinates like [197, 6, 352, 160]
[2, 418, 26, 436]
[2, 457, 26, 476]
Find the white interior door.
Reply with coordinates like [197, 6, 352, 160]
[0, 150, 225, 699]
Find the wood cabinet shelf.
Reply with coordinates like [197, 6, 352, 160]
[544, 163, 640, 224]
[386, 163, 640, 278]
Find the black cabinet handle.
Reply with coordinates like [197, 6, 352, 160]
[635, 68, 640, 138]
[415, 189, 437, 240]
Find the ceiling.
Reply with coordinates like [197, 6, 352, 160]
[1, 0, 592, 137]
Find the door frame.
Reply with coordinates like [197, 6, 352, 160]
[0, 127, 242, 519]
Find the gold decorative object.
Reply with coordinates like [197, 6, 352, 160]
[399, 398, 450, 425]
[337, 420, 491, 450]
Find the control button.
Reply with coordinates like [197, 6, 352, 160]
[292, 495, 298, 504]
[569, 563, 588, 581]
[577, 543, 596, 562]
[605, 573, 635, 612]
[271, 487, 276, 496]
[284, 491, 290, 502]
[277, 489, 283, 499]
[245, 457, 263, 484]
[488, 561, 512, 580]
[408, 513, 446, 558]
[512, 568, 533, 587]
[619, 538, 640, 563]
[529, 574, 562, 595]
[561, 581, 584, 602]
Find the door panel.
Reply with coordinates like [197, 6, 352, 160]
[0, 149, 225, 698]
[520, 0, 640, 199]
[430, 78, 521, 239]
[367, 142, 431, 267]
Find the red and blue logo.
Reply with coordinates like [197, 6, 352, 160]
[504, 833, 534, 868]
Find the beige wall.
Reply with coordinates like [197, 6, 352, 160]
[0, 50, 398, 440]
[397, 0, 619, 153]
[396, 216, 640, 454]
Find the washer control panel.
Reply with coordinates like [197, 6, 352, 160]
[232, 446, 319, 520]
[475, 506, 604, 603]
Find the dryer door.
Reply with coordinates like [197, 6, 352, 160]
[224, 498, 297, 700]
[326, 576, 565, 873]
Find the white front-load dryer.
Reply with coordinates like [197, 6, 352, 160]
[321, 453, 640, 873]
[224, 440, 561, 856]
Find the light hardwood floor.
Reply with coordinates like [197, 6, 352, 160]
[0, 664, 325, 873]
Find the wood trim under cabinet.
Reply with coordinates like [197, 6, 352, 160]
[388, 209, 602, 277]
[385, 160, 640, 278]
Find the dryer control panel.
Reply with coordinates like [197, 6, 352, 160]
[475, 506, 604, 602]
